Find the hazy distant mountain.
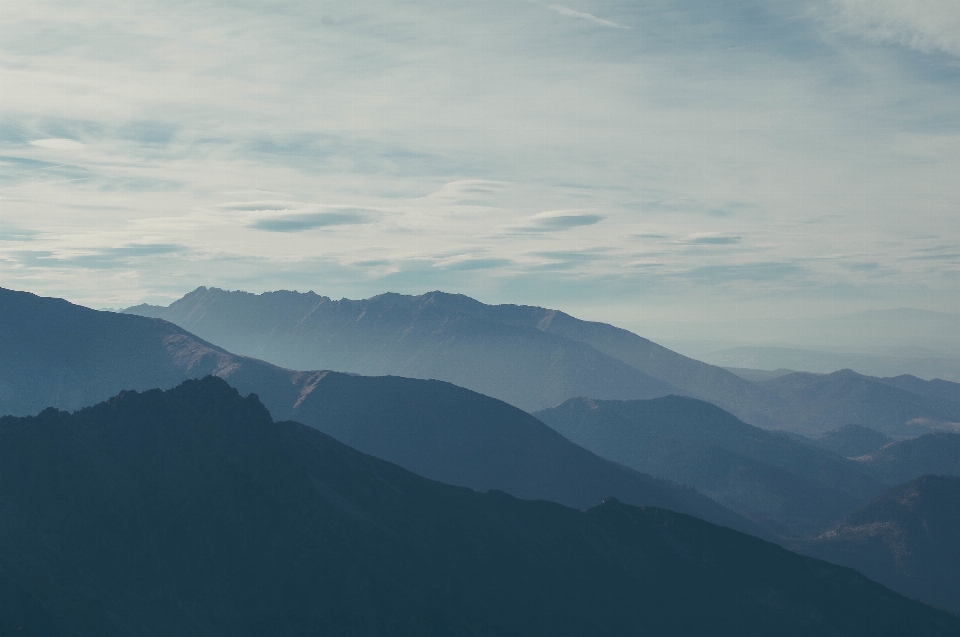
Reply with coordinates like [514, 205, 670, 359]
[535, 396, 886, 535]
[666, 308, 960, 361]
[759, 369, 960, 436]
[0, 287, 757, 535]
[875, 374, 960, 406]
[813, 424, 893, 458]
[804, 475, 960, 615]
[126, 288, 680, 413]
[0, 287, 309, 417]
[705, 345, 960, 383]
[127, 288, 960, 437]
[724, 367, 796, 382]
[125, 287, 787, 423]
[3, 378, 956, 636]
[853, 433, 960, 484]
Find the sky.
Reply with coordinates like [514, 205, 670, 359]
[1, 0, 959, 345]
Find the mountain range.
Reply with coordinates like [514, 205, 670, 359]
[803, 475, 960, 615]
[852, 433, 960, 484]
[534, 396, 886, 535]
[0, 287, 757, 536]
[3, 377, 957, 636]
[126, 287, 960, 436]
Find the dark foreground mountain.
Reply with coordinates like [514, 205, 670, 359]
[812, 424, 893, 458]
[852, 433, 960, 484]
[125, 288, 960, 435]
[535, 396, 886, 534]
[2, 378, 956, 637]
[0, 287, 757, 536]
[803, 475, 960, 615]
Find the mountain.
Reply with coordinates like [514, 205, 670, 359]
[2, 378, 956, 636]
[123, 287, 788, 425]
[875, 374, 960, 407]
[813, 424, 893, 458]
[126, 288, 681, 412]
[705, 345, 960, 383]
[803, 475, 960, 615]
[281, 372, 758, 535]
[724, 366, 796, 382]
[126, 288, 960, 437]
[853, 433, 960, 484]
[535, 396, 886, 535]
[758, 369, 960, 436]
[0, 287, 758, 536]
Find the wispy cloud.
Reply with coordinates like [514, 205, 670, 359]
[547, 4, 630, 29]
[682, 234, 742, 246]
[0, 0, 957, 327]
[824, 0, 960, 56]
[508, 210, 605, 234]
[249, 208, 380, 232]
[29, 138, 86, 150]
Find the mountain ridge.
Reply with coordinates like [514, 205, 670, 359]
[3, 377, 957, 636]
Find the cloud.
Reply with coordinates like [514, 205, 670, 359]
[432, 256, 512, 271]
[249, 208, 379, 232]
[547, 4, 630, 29]
[10, 244, 187, 270]
[0, 224, 38, 241]
[29, 138, 85, 150]
[825, 0, 960, 56]
[422, 180, 507, 203]
[509, 210, 605, 234]
[682, 234, 742, 245]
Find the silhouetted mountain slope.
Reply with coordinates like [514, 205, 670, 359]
[814, 424, 893, 458]
[759, 369, 960, 436]
[0, 287, 756, 536]
[803, 476, 960, 615]
[283, 373, 761, 536]
[2, 378, 956, 637]
[535, 396, 886, 534]
[0, 287, 315, 418]
[127, 288, 679, 412]
[853, 433, 960, 484]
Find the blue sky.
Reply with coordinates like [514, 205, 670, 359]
[1, 0, 958, 339]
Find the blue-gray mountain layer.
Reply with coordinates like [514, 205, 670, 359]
[2, 377, 956, 637]
[126, 287, 960, 435]
[0, 287, 757, 536]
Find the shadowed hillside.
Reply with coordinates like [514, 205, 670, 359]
[2, 378, 956, 636]
[0, 287, 758, 536]
[535, 396, 886, 535]
[853, 433, 960, 484]
[812, 424, 893, 458]
[803, 475, 960, 615]
[759, 370, 960, 436]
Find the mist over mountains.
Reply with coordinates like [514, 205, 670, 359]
[5, 285, 960, 626]
[804, 476, 960, 615]
[535, 396, 886, 535]
[127, 287, 960, 436]
[0, 287, 758, 536]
